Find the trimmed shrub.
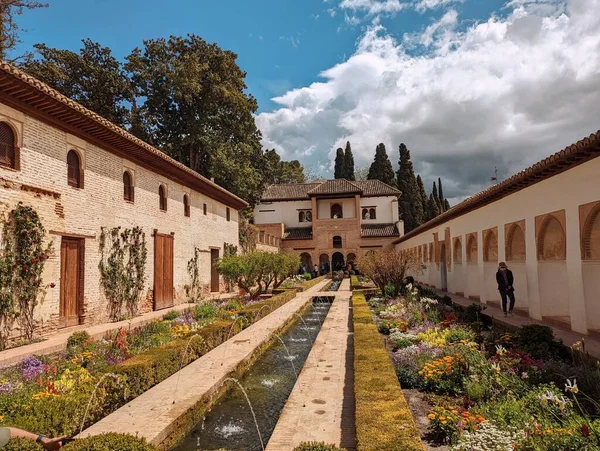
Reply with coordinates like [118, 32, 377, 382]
[513, 324, 566, 360]
[298, 275, 326, 291]
[350, 275, 361, 290]
[3, 438, 42, 450]
[293, 442, 346, 450]
[353, 293, 424, 451]
[162, 310, 179, 321]
[63, 433, 158, 450]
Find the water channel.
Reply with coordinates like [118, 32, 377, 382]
[174, 282, 340, 451]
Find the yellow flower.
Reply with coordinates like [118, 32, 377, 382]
[0, 415, 4, 422]
[441, 420, 447, 425]
[427, 413, 436, 419]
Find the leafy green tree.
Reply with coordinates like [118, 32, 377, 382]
[334, 148, 345, 179]
[438, 177, 446, 212]
[416, 175, 428, 223]
[396, 144, 423, 232]
[368, 143, 396, 187]
[21, 39, 135, 127]
[125, 34, 265, 204]
[343, 141, 355, 181]
[263, 150, 306, 185]
[0, 0, 47, 62]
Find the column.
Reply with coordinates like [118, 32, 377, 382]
[525, 215, 542, 320]
[477, 231, 487, 304]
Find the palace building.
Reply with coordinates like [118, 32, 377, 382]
[253, 179, 402, 271]
[0, 62, 246, 337]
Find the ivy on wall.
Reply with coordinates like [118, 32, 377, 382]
[98, 226, 147, 321]
[0, 203, 53, 349]
[184, 246, 202, 302]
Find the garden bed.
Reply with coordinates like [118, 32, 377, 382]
[0, 282, 316, 442]
[365, 284, 600, 451]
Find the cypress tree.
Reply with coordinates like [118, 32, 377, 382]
[334, 148, 345, 179]
[432, 181, 442, 213]
[343, 141, 355, 181]
[438, 177, 445, 212]
[428, 192, 440, 219]
[444, 199, 451, 211]
[368, 143, 396, 187]
[396, 143, 423, 232]
[416, 175, 428, 223]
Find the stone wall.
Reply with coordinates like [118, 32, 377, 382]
[0, 102, 239, 337]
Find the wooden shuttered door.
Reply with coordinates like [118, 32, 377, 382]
[210, 248, 220, 292]
[60, 237, 84, 327]
[154, 233, 174, 310]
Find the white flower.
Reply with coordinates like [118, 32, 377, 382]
[565, 378, 579, 394]
[406, 283, 413, 291]
[490, 363, 501, 372]
[495, 345, 507, 356]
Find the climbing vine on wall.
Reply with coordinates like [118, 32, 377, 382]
[0, 203, 53, 349]
[238, 215, 257, 254]
[184, 246, 202, 302]
[98, 226, 147, 321]
[224, 242, 238, 257]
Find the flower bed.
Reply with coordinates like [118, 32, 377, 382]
[366, 284, 600, 451]
[352, 293, 424, 451]
[0, 288, 301, 439]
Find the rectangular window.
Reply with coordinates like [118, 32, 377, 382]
[226, 207, 231, 222]
[203, 203, 207, 215]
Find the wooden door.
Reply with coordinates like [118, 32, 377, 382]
[60, 237, 83, 327]
[154, 234, 174, 310]
[210, 248, 220, 292]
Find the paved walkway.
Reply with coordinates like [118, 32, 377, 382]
[78, 280, 330, 449]
[434, 288, 600, 360]
[266, 279, 356, 451]
[0, 293, 237, 367]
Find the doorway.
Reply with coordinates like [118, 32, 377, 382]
[440, 243, 448, 291]
[60, 237, 84, 327]
[154, 233, 174, 310]
[211, 248, 220, 292]
[332, 252, 345, 271]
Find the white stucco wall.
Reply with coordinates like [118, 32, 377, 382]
[359, 196, 399, 223]
[317, 198, 356, 219]
[254, 200, 312, 227]
[396, 155, 600, 335]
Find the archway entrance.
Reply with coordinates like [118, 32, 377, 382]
[300, 253, 313, 273]
[319, 253, 330, 274]
[440, 244, 448, 291]
[332, 252, 345, 271]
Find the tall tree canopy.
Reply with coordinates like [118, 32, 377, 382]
[396, 143, 423, 232]
[416, 175, 428, 222]
[262, 150, 306, 185]
[0, 0, 47, 61]
[334, 147, 345, 179]
[368, 143, 396, 187]
[428, 192, 440, 220]
[432, 181, 442, 213]
[21, 39, 134, 127]
[438, 177, 447, 212]
[343, 141, 355, 181]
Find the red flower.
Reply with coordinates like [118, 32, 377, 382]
[49, 283, 56, 288]
[582, 424, 590, 437]
[22, 265, 28, 271]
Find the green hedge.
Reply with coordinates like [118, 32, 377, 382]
[113, 289, 298, 397]
[350, 275, 361, 290]
[4, 433, 158, 450]
[352, 294, 424, 451]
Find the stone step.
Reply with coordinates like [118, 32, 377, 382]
[542, 315, 572, 331]
[588, 328, 600, 340]
[486, 300, 529, 318]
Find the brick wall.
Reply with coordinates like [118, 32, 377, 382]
[0, 103, 239, 337]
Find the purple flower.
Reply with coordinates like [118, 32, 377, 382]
[20, 356, 44, 381]
[0, 381, 14, 393]
[391, 344, 443, 370]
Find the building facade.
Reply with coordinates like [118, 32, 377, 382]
[254, 179, 402, 271]
[394, 130, 600, 336]
[0, 62, 246, 337]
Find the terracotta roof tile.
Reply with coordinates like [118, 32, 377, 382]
[394, 130, 600, 244]
[361, 223, 400, 237]
[283, 227, 313, 240]
[261, 179, 400, 201]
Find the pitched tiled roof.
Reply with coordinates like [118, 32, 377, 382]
[361, 223, 401, 237]
[307, 179, 362, 196]
[0, 61, 248, 209]
[283, 227, 313, 240]
[393, 130, 600, 244]
[261, 179, 400, 201]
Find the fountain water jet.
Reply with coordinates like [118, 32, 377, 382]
[274, 334, 297, 378]
[294, 313, 312, 341]
[79, 373, 125, 435]
[221, 316, 249, 366]
[223, 377, 265, 451]
[172, 334, 208, 403]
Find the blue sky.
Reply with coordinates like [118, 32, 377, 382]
[11, 0, 600, 201]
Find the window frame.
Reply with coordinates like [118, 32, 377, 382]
[159, 184, 167, 211]
[184, 194, 190, 217]
[67, 149, 83, 188]
[0, 122, 18, 170]
[123, 170, 134, 202]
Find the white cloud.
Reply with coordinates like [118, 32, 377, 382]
[338, 0, 407, 17]
[257, 0, 600, 201]
[414, 0, 463, 13]
[279, 35, 300, 48]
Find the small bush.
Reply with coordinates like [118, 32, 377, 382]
[63, 433, 158, 450]
[446, 326, 476, 344]
[301, 273, 312, 280]
[513, 324, 566, 360]
[67, 331, 90, 350]
[293, 442, 346, 451]
[3, 438, 42, 450]
[192, 303, 218, 320]
[162, 310, 179, 321]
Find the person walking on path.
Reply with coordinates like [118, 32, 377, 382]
[496, 262, 515, 317]
[0, 427, 66, 449]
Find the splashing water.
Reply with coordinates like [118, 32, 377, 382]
[79, 373, 125, 435]
[261, 378, 278, 388]
[215, 422, 246, 438]
[172, 334, 208, 404]
[294, 313, 312, 341]
[223, 378, 265, 451]
[274, 334, 297, 379]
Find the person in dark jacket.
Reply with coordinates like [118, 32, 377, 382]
[496, 262, 515, 317]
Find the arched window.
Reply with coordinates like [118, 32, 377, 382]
[226, 207, 231, 222]
[370, 208, 376, 220]
[67, 150, 82, 188]
[466, 234, 477, 263]
[123, 171, 134, 202]
[299, 211, 305, 223]
[184, 194, 190, 217]
[483, 229, 498, 262]
[453, 238, 462, 264]
[0, 122, 16, 169]
[331, 203, 343, 219]
[333, 235, 342, 249]
[159, 185, 167, 211]
[538, 215, 566, 260]
[506, 224, 526, 261]
[362, 208, 368, 220]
